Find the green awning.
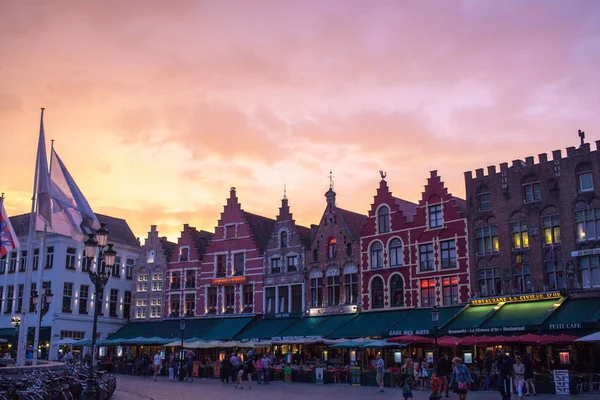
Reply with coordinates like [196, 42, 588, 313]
[108, 322, 157, 339]
[0, 327, 51, 342]
[203, 317, 254, 340]
[182, 318, 221, 339]
[329, 311, 409, 339]
[443, 305, 496, 335]
[544, 298, 600, 332]
[481, 299, 558, 332]
[386, 307, 463, 337]
[304, 314, 356, 338]
[0, 328, 16, 340]
[272, 317, 328, 340]
[234, 317, 298, 341]
[142, 320, 181, 339]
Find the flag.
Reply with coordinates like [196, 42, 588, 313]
[50, 149, 100, 231]
[0, 198, 20, 257]
[36, 109, 53, 228]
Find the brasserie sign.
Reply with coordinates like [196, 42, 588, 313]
[470, 291, 561, 306]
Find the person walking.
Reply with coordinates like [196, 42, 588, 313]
[140, 354, 149, 379]
[185, 351, 194, 382]
[523, 354, 536, 396]
[261, 353, 270, 384]
[168, 353, 176, 381]
[401, 359, 415, 400]
[437, 354, 450, 397]
[153, 351, 162, 381]
[498, 352, 513, 400]
[449, 357, 472, 400]
[513, 356, 525, 400]
[375, 353, 385, 393]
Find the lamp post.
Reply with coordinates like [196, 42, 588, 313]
[10, 317, 21, 359]
[431, 305, 439, 362]
[32, 287, 54, 360]
[82, 223, 114, 400]
[179, 317, 186, 381]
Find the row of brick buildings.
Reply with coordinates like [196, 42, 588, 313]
[132, 139, 600, 322]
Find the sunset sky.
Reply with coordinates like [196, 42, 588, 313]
[1, 1, 599, 242]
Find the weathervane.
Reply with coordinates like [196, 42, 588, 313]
[579, 129, 586, 146]
[329, 170, 334, 190]
[379, 170, 387, 179]
[283, 184, 287, 199]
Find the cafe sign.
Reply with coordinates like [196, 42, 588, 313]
[571, 248, 600, 257]
[211, 276, 247, 286]
[271, 335, 324, 342]
[447, 326, 530, 335]
[388, 329, 430, 337]
[470, 291, 561, 306]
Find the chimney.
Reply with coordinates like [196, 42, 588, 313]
[183, 223, 189, 231]
[150, 225, 157, 232]
[538, 153, 548, 164]
[487, 166, 496, 175]
[230, 187, 236, 198]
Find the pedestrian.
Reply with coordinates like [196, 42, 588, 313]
[436, 354, 450, 397]
[242, 352, 254, 389]
[186, 351, 194, 382]
[153, 351, 161, 381]
[401, 359, 415, 400]
[449, 357, 472, 400]
[168, 353, 176, 381]
[255, 356, 263, 384]
[375, 353, 385, 393]
[262, 353, 270, 384]
[221, 355, 232, 383]
[523, 354, 536, 396]
[140, 354, 149, 379]
[513, 356, 525, 400]
[430, 373, 442, 400]
[498, 352, 513, 400]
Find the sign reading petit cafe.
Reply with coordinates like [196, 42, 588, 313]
[470, 291, 561, 306]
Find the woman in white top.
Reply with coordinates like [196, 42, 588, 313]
[513, 356, 526, 400]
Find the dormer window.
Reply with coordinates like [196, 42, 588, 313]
[327, 238, 337, 259]
[428, 204, 443, 229]
[147, 249, 155, 264]
[377, 206, 390, 234]
[178, 247, 189, 262]
[280, 231, 288, 248]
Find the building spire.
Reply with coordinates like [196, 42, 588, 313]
[329, 170, 334, 190]
[283, 184, 287, 199]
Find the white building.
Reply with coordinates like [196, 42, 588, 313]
[0, 213, 141, 360]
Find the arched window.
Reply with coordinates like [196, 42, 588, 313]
[377, 206, 390, 234]
[326, 267, 341, 306]
[327, 238, 337, 259]
[370, 242, 383, 269]
[280, 231, 288, 248]
[390, 275, 404, 307]
[371, 277, 384, 309]
[389, 238, 403, 267]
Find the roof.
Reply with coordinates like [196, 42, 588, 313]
[159, 237, 178, 260]
[452, 197, 467, 214]
[337, 208, 367, 239]
[189, 228, 213, 260]
[9, 212, 140, 248]
[295, 225, 312, 248]
[393, 197, 418, 221]
[243, 211, 277, 252]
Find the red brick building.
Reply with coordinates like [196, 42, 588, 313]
[306, 184, 366, 315]
[198, 187, 275, 316]
[360, 171, 470, 310]
[165, 224, 212, 317]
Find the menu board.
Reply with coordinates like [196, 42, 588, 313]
[553, 370, 570, 395]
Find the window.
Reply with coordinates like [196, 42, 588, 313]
[233, 252, 244, 275]
[278, 286, 289, 313]
[511, 221, 529, 249]
[179, 246, 189, 262]
[515, 263, 532, 293]
[390, 275, 404, 307]
[580, 255, 600, 289]
[79, 285, 89, 314]
[377, 206, 390, 234]
[5, 285, 14, 313]
[420, 279, 436, 307]
[312, 248, 318, 262]
[19, 250, 27, 272]
[523, 182, 541, 203]
[125, 259, 134, 279]
[442, 277, 459, 305]
[271, 258, 281, 274]
[542, 215, 561, 245]
[370, 242, 384, 269]
[81, 256, 92, 272]
[225, 224, 236, 239]
[216, 255, 226, 277]
[327, 238, 337, 259]
[28, 283, 36, 312]
[243, 284, 253, 312]
[60, 331, 85, 340]
[138, 273, 149, 292]
[287, 255, 298, 272]
[45, 246, 54, 269]
[16, 284, 23, 313]
[111, 256, 120, 277]
[0, 287, 3, 313]
[545, 260, 564, 291]
[280, 231, 288, 248]
[291, 284, 303, 312]
[8, 252, 16, 273]
[371, 277, 384, 309]
[170, 271, 180, 289]
[185, 293, 195, 316]
[579, 172, 594, 193]
[327, 273, 340, 306]
[266, 287, 276, 314]
[346, 243, 352, 256]
[478, 267, 501, 297]
[32, 249, 39, 271]
[151, 298, 162, 318]
[65, 247, 76, 270]
[207, 287, 217, 313]
[62, 283, 73, 312]
[0, 256, 5, 273]
[475, 225, 499, 255]
[109, 289, 118, 317]
[576, 209, 600, 242]
[310, 275, 323, 308]
[136, 301, 146, 319]
[124, 290, 131, 319]
[147, 249, 155, 264]
[170, 295, 180, 317]
[428, 204, 443, 228]
[185, 270, 195, 288]
[419, 243, 435, 272]
[440, 240, 456, 269]
[345, 273, 358, 305]
[389, 239, 403, 267]
[224, 286, 235, 313]
[477, 187, 491, 211]
[152, 273, 163, 291]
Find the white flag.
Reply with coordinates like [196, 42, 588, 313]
[36, 110, 53, 228]
[0, 198, 20, 257]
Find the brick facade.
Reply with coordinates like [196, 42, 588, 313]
[465, 140, 600, 298]
[361, 171, 470, 310]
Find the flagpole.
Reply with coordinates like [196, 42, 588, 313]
[31, 139, 53, 365]
[16, 108, 45, 366]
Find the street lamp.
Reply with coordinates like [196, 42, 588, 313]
[179, 317, 186, 381]
[32, 287, 54, 360]
[82, 223, 114, 400]
[431, 305, 439, 362]
[11, 317, 21, 359]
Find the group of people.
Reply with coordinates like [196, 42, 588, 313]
[219, 351, 277, 389]
[132, 350, 195, 382]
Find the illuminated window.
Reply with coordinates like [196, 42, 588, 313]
[542, 215, 561, 245]
[429, 204, 443, 228]
[523, 182, 541, 203]
[371, 277, 384, 309]
[389, 239, 403, 267]
[442, 277, 459, 305]
[370, 241, 384, 269]
[575, 209, 600, 242]
[419, 243, 435, 271]
[475, 225, 499, 255]
[512, 221, 529, 249]
[377, 206, 390, 234]
[327, 238, 337, 259]
[420, 279, 436, 307]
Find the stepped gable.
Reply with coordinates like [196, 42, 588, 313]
[419, 170, 466, 217]
[242, 211, 276, 253]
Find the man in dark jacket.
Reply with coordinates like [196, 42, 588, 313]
[498, 352, 513, 400]
[437, 354, 450, 397]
